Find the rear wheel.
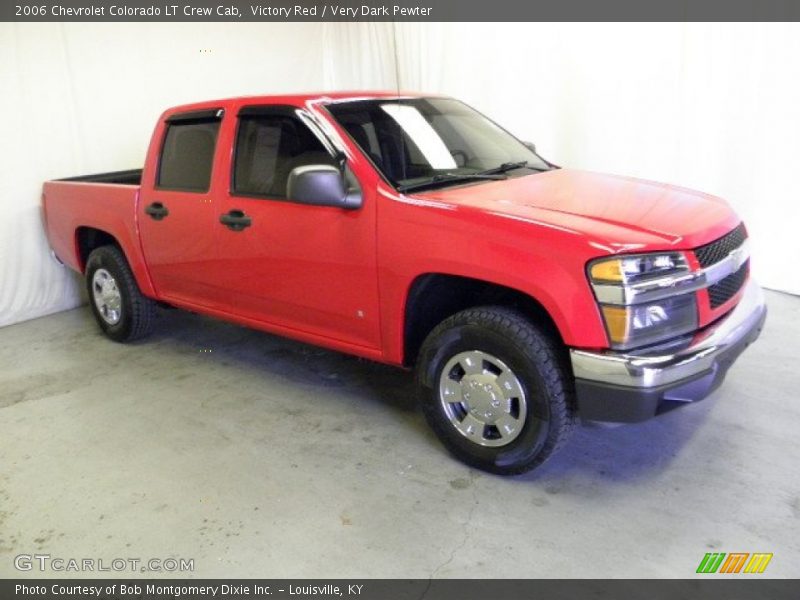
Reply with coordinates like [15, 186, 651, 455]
[85, 245, 155, 342]
[416, 306, 576, 475]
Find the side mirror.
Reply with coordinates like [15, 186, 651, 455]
[523, 141, 537, 153]
[287, 165, 361, 210]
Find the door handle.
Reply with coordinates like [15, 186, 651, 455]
[219, 209, 252, 232]
[144, 202, 169, 221]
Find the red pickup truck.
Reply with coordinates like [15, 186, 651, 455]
[43, 92, 766, 474]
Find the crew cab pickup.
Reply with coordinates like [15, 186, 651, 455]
[42, 93, 766, 474]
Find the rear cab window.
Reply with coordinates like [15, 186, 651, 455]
[157, 109, 223, 192]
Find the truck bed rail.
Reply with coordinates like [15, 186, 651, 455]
[56, 169, 142, 186]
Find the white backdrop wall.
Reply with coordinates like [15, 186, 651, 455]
[0, 23, 326, 327]
[325, 22, 800, 296]
[2, 23, 798, 328]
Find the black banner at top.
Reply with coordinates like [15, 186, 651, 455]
[3, 0, 800, 22]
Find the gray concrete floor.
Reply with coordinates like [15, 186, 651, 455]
[0, 290, 798, 579]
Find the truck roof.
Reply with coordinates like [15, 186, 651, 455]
[161, 91, 438, 119]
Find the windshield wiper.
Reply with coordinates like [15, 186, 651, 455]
[478, 161, 549, 176]
[397, 172, 507, 194]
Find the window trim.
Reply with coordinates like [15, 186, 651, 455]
[166, 108, 223, 123]
[155, 109, 223, 194]
[229, 105, 339, 203]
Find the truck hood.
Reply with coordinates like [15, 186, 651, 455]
[415, 169, 741, 250]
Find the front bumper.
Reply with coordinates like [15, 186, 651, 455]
[570, 279, 767, 422]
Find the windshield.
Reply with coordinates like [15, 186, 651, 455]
[326, 98, 549, 191]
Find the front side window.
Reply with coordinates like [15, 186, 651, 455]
[233, 111, 336, 198]
[326, 97, 550, 191]
[157, 115, 220, 192]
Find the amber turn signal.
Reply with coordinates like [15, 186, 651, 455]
[600, 305, 630, 344]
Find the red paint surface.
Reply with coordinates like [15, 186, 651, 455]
[43, 93, 746, 364]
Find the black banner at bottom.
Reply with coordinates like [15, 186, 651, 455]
[3, 579, 799, 600]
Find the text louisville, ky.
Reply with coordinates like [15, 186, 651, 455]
[16, 583, 366, 597]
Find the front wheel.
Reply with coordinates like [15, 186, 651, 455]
[416, 306, 576, 475]
[85, 245, 155, 342]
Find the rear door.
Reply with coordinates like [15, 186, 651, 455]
[139, 109, 224, 306]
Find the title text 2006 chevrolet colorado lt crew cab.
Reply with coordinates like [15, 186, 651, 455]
[43, 93, 766, 474]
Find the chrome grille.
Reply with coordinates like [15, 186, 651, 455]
[708, 260, 749, 308]
[694, 223, 747, 268]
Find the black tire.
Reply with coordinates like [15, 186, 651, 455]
[416, 306, 576, 475]
[85, 245, 155, 342]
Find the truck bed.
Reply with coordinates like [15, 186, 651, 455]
[56, 169, 143, 185]
[42, 173, 153, 297]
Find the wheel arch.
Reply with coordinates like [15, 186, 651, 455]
[402, 273, 566, 368]
[74, 225, 157, 299]
[75, 226, 119, 272]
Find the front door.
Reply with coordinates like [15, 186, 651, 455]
[210, 105, 382, 350]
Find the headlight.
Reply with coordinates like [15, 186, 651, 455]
[588, 253, 698, 351]
[589, 253, 689, 284]
[598, 295, 698, 350]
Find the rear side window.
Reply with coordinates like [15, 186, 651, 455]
[233, 111, 335, 198]
[157, 114, 221, 192]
